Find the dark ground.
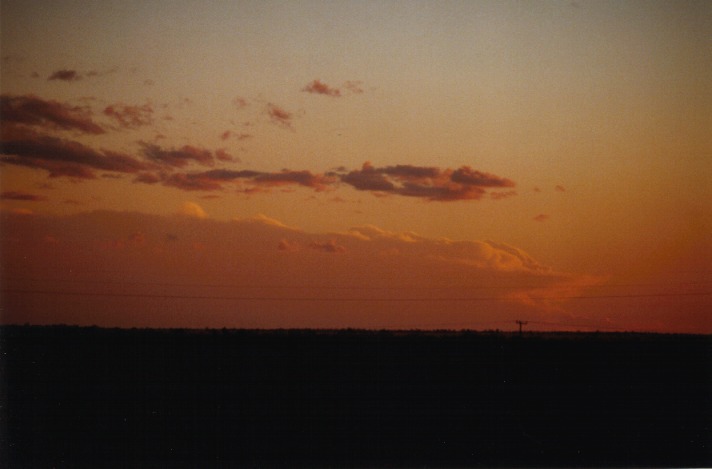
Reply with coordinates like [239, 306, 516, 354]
[1, 326, 710, 467]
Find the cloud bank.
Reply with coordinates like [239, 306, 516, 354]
[0, 210, 597, 329]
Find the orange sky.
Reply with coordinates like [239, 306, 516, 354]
[1, 0, 711, 332]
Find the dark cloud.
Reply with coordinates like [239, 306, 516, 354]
[48, 68, 117, 81]
[142, 168, 334, 193]
[302, 79, 341, 97]
[140, 142, 214, 168]
[555, 185, 566, 192]
[339, 162, 515, 201]
[533, 214, 550, 222]
[103, 103, 154, 128]
[48, 69, 81, 81]
[1, 135, 151, 179]
[134, 161, 515, 201]
[341, 163, 396, 192]
[267, 103, 293, 128]
[380, 164, 440, 179]
[253, 170, 331, 190]
[1, 94, 105, 134]
[0, 190, 48, 201]
[199, 169, 262, 180]
[451, 166, 514, 187]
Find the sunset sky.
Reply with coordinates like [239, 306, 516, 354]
[1, 0, 710, 332]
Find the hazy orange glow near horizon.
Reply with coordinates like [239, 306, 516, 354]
[1, 0, 711, 333]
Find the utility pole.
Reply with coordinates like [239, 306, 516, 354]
[515, 320, 528, 336]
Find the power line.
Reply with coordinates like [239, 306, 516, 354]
[4, 277, 712, 291]
[2, 288, 710, 302]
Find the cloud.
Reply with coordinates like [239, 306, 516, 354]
[143, 168, 335, 193]
[1, 94, 105, 134]
[340, 163, 395, 192]
[555, 185, 566, 192]
[133, 161, 513, 202]
[140, 142, 214, 168]
[232, 97, 249, 109]
[533, 214, 549, 222]
[1, 210, 606, 329]
[267, 103, 293, 128]
[344, 80, 364, 94]
[178, 202, 208, 219]
[48, 68, 117, 81]
[220, 130, 252, 142]
[162, 172, 224, 191]
[247, 213, 297, 229]
[338, 162, 515, 201]
[252, 170, 332, 190]
[490, 190, 517, 200]
[278, 238, 300, 252]
[1, 135, 152, 179]
[308, 239, 347, 253]
[133, 172, 163, 184]
[215, 148, 240, 163]
[48, 69, 81, 81]
[302, 79, 341, 97]
[103, 103, 154, 128]
[0, 190, 47, 201]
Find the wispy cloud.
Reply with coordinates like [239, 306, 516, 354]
[343, 80, 364, 94]
[140, 142, 214, 168]
[302, 79, 341, 97]
[267, 103, 293, 129]
[220, 130, 252, 141]
[1, 94, 105, 134]
[103, 103, 154, 128]
[490, 190, 517, 200]
[0, 190, 48, 201]
[232, 97, 249, 109]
